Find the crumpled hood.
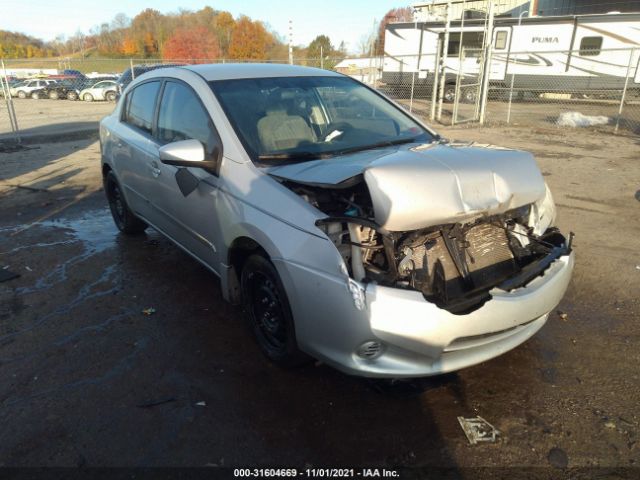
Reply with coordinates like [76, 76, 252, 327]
[265, 142, 546, 231]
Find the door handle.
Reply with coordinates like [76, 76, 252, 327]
[150, 161, 161, 178]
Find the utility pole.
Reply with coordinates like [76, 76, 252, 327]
[320, 45, 323, 69]
[288, 20, 294, 65]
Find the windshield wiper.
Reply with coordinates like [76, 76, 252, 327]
[334, 137, 418, 156]
[257, 151, 327, 162]
[257, 137, 420, 163]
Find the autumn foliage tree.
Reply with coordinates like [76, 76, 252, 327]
[228, 16, 273, 60]
[1, 7, 285, 60]
[162, 26, 221, 62]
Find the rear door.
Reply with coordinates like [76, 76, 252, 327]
[115, 80, 162, 223]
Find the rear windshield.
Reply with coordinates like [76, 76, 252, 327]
[209, 76, 434, 162]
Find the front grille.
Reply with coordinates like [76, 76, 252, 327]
[465, 222, 516, 288]
[407, 221, 517, 312]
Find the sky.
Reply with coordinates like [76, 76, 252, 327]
[0, 0, 409, 53]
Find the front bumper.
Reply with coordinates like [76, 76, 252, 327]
[277, 251, 574, 378]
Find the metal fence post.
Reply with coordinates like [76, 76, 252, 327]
[507, 11, 527, 124]
[478, 1, 495, 125]
[615, 48, 635, 134]
[409, 24, 424, 113]
[436, 3, 451, 122]
[506, 48, 515, 124]
[130, 58, 135, 80]
[1, 59, 21, 143]
[430, 37, 442, 122]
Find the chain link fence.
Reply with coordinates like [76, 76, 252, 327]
[2, 48, 640, 144]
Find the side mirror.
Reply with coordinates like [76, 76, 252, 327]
[159, 139, 219, 174]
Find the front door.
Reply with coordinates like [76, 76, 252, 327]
[148, 80, 223, 270]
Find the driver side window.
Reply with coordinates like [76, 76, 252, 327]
[157, 81, 217, 157]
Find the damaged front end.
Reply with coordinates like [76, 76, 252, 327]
[272, 144, 573, 315]
[315, 209, 572, 314]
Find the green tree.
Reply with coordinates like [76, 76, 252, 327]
[306, 35, 333, 68]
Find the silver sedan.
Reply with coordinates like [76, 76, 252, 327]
[99, 64, 574, 378]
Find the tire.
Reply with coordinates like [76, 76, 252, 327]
[83, 93, 94, 102]
[31, 92, 40, 100]
[49, 90, 59, 100]
[104, 171, 147, 234]
[443, 85, 456, 103]
[67, 91, 78, 101]
[17, 90, 27, 99]
[106, 91, 117, 102]
[462, 87, 477, 104]
[241, 254, 307, 367]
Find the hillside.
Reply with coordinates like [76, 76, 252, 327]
[0, 30, 56, 58]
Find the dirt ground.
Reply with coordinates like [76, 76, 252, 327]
[0, 124, 639, 474]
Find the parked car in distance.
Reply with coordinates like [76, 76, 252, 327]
[100, 64, 574, 378]
[62, 69, 86, 79]
[0, 78, 21, 97]
[79, 80, 118, 102]
[10, 79, 56, 98]
[31, 82, 75, 100]
[56, 78, 92, 100]
[115, 63, 185, 93]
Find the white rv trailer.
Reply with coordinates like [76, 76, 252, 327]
[383, 13, 640, 98]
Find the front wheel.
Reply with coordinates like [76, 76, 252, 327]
[67, 91, 78, 101]
[241, 255, 307, 367]
[83, 93, 94, 102]
[17, 91, 27, 99]
[104, 171, 147, 234]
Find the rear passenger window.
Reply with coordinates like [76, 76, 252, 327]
[579, 36, 602, 56]
[123, 81, 160, 134]
[157, 81, 217, 154]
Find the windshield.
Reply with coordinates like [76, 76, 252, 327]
[209, 76, 435, 162]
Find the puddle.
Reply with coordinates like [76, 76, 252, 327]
[9, 208, 121, 295]
[39, 208, 120, 254]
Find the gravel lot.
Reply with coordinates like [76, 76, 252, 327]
[0, 123, 639, 474]
[2, 93, 639, 141]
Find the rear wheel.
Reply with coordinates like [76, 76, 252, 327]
[241, 255, 307, 367]
[67, 91, 78, 101]
[104, 171, 147, 234]
[106, 91, 117, 102]
[49, 90, 59, 100]
[31, 92, 41, 100]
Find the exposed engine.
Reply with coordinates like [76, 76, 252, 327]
[282, 179, 571, 315]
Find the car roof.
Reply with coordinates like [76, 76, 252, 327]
[183, 63, 342, 81]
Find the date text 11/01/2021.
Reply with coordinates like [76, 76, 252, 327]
[233, 468, 400, 478]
